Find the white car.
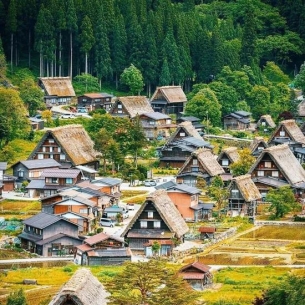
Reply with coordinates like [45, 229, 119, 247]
[60, 113, 75, 119]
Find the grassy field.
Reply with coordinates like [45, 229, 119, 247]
[241, 226, 305, 240]
[1, 264, 304, 305]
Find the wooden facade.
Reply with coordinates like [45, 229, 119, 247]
[223, 111, 251, 130]
[77, 93, 113, 112]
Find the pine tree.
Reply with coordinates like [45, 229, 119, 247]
[5, 0, 17, 71]
[160, 57, 171, 86]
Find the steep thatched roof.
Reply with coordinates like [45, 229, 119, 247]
[39, 77, 75, 97]
[257, 115, 276, 128]
[167, 121, 202, 144]
[111, 96, 154, 118]
[217, 147, 239, 163]
[230, 174, 261, 201]
[179, 148, 224, 176]
[249, 137, 268, 152]
[28, 125, 98, 166]
[48, 268, 109, 305]
[269, 119, 305, 145]
[249, 144, 305, 185]
[121, 189, 189, 239]
[150, 86, 187, 103]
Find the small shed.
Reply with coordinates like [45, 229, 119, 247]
[179, 261, 213, 291]
[198, 226, 216, 239]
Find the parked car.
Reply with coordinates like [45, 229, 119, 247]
[127, 203, 135, 210]
[77, 107, 88, 113]
[100, 218, 116, 227]
[60, 113, 75, 119]
[144, 180, 157, 186]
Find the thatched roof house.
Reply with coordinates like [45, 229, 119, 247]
[167, 121, 202, 143]
[230, 174, 261, 202]
[177, 148, 225, 185]
[48, 268, 109, 305]
[28, 125, 99, 168]
[121, 189, 188, 252]
[150, 86, 187, 115]
[249, 144, 305, 189]
[257, 115, 276, 129]
[249, 137, 268, 157]
[109, 96, 153, 118]
[268, 119, 305, 145]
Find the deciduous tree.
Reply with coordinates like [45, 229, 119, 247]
[120, 64, 144, 95]
[230, 148, 255, 176]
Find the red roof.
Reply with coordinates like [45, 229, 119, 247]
[181, 272, 205, 280]
[180, 261, 211, 274]
[198, 227, 216, 233]
[76, 244, 91, 252]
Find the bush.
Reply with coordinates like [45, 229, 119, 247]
[62, 266, 72, 273]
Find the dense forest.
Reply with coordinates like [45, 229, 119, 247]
[1, 0, 305, 131]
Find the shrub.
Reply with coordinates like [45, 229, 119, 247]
[62, 266, 72, 273]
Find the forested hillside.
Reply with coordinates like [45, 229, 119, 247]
[0, 0, 304, 95]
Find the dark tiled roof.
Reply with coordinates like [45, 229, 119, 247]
[26, 179, 45, 189]
[41, 168, 80, 178]
[155, 181, 177, 190]
[252, 176, 289, 188]
[36, 233, 81, 245]
[18, 232, 43, 242]
[87, 247, 132, 257]
[126, 229, 174, 239]
[91, 177, 122, 186]
[178, 116, 201, 122]
[190, 203, 214, 210]
[18, 159, 61, 169]
[22, 212, 77, 229]
[141, 112, 170, 120]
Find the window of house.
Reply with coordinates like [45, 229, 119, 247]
[231, 189, 239, 198]
[193, 159, 198, 165]
[280, 131, 285, 136]
[258, 146, 264, 150]
[118, 104, 122, 109]
[49, 154, 54, 159]
[49, 139, 54, 143]
[149, 121, 155, 125]
[66, 178, 73, 184]
[48, 178, 58, 184]
[180, 132, 185, 136]
[191, 167, 199, 172]
[106, 98, 110, 101]
[82, 98, 87, 102]
[38, 154, 43, 159]
[265, 161, 271, 168]
[42, 146, 46, 152]
[140, 221, 147, 228]
[166, 119, 171, 124]
[262, 121, 266, 126]
[154, 221, 161, 228]
[147, 211, 154, 218]
[79, 208, 87, 214]
[57, 147, 61, 153]
[18, 170, 24, 178]
[257, 170, 264, 176]
[60, 154, 66, 160]
[49, 147, 53, 153]
[272, 171, 279, 177]
[222, 159, 229, 166]
[118, 110, 122, 114]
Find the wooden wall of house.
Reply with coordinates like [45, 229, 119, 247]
[91, 238, 123, 248]
[86, 255, 131, 266]
[42, 220, 79, 240]
[42, 236, 82, 256]
[167, 192, 194, 219]
[159, 160, 186, 168]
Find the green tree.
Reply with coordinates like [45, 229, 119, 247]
[230, 148, 255, 176]
[248, 85, 271, 120]
[159, 58, 171, 86]
[0, 38, 7, 82]
[80, 15, 95, 74]
[5, 0, 17, 71]
[208, 176, 229, 214]
[120, 64, 144, 95]
[6, 288, 27, 305]
[294, 61, 305, 93]
[266, 186, 299, 219]
[0, 88, 30, 148]
[185, 88, 222, 126]
[19, 78, 44, 116]
[106, 260, 198, 305]
[262, 62, 290, 84]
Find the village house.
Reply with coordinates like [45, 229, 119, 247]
[217, 147, 240, 173]
[250, 137, 268, 157]
[42, 195, 97, 234]
[26, 168, 82, 198]
[12, 159, 61, 186]
[159, 121, 212, 168]
[28, 125, 99, 170]
[179, 262, 213, 291]
[249, 144, 305, 200]
[75, 232, 131, 266]
[38, 77, 76, 106]
[256, 114, 276, 131]
[138, 112, 176, 140]
[29, 117, 44, 130]
[18, 212, 82, 256]
[199, 227, 216, 240]
[176, 148, 225, 186]
[121, 189, 189, 256]
[109, 96, 154, 119]
[176, 116, 204, 134]
[77, 92, 113, 112]
[155, 181, 212, 222]
[48, 268, 109, 305]
[0, 162, 17, 193]
[223, 111, 251, 130]
[150, 85, 187, 115]
[227, 174, 262, 217]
